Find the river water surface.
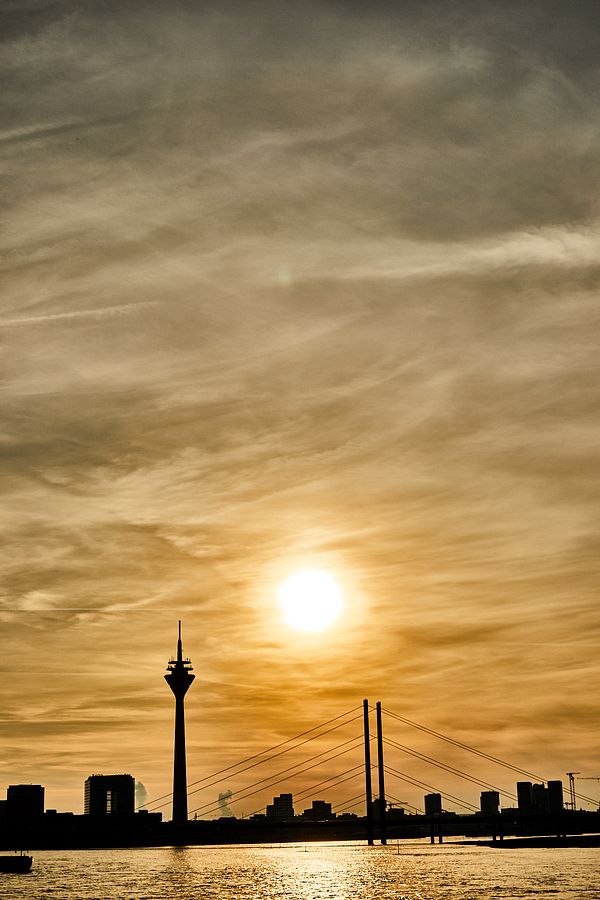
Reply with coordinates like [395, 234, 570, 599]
[4, 840, 600, 899]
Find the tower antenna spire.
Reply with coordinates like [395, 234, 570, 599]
[165, 621, 195, 825]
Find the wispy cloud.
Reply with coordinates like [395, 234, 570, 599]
[0, 301, 158, 327]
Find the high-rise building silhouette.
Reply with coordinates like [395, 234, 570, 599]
[266, 793, 294, 819]
[480, 791, 500, 815]
[532, 782, 549, 813]
[547, 780, 564, 813]
[165, 621, 195, 825]
[84, 774, 134, 817]
[516, 781, 533, 812]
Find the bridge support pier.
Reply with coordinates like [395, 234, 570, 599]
[363, 699, 374, 846]
[376, 701, 387, 845]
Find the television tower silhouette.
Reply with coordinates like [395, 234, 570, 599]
[164, 621, 195, 825]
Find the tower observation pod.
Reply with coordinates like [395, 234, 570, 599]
[164, 621, 195, 825]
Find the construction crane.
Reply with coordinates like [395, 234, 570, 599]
[566, 772, 580, 810]
[578, 777, 600, 809]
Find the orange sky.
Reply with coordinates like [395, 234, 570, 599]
[1, 1, 599, 817]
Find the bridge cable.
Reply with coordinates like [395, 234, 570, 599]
[332, 792, 368, 814]
[383, 707, 545, 781]
[185, 735, 363, 817]
[246, 766, 366, 818]
[383, 706, 598, 808]
[383, 736, 517, 800]
[188, 736, 366, 818]
[143, 706, 362, 810]
[384, 764, 479, 812]
[386, 792, 423, 814]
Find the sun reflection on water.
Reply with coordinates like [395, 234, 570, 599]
[5, 841, 599, 900]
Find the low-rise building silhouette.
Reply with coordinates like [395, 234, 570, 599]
[84, 775, 135, 817]
[386, 804, 406, 820]
[6, 784, 44, 821]
[301, 800, 334, 820]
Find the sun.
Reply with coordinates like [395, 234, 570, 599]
[277, 569, 344, 632]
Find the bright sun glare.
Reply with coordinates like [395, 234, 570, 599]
[277, 569, 344, 633]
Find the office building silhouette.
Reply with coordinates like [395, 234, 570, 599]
[84, 774, 135, 817]
[6, 784, 44, 821]
[424, 793, 442, 816]
[480, 791, 500, 815]
[517, 781, 533, 812]
[517, 780, 563, 814]
[547, 780, 564, 813]
[266, 793, 294, 819]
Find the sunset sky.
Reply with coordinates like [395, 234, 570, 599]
[2, 0, 599, 817]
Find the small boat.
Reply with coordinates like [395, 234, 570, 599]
[0, 853, 33, 873]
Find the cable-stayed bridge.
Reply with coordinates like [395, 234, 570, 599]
[140, 700, 599, 843]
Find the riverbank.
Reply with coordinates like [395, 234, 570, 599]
[463, 834, 600, 849]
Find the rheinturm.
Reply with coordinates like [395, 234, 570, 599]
[164, 621, 195, 825]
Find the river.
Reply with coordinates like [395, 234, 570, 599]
[4, 840, 599, 899]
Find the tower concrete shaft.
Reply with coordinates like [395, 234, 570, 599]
[164, 621, 195, 825]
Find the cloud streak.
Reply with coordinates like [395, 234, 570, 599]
[0, 301, 158, 327]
